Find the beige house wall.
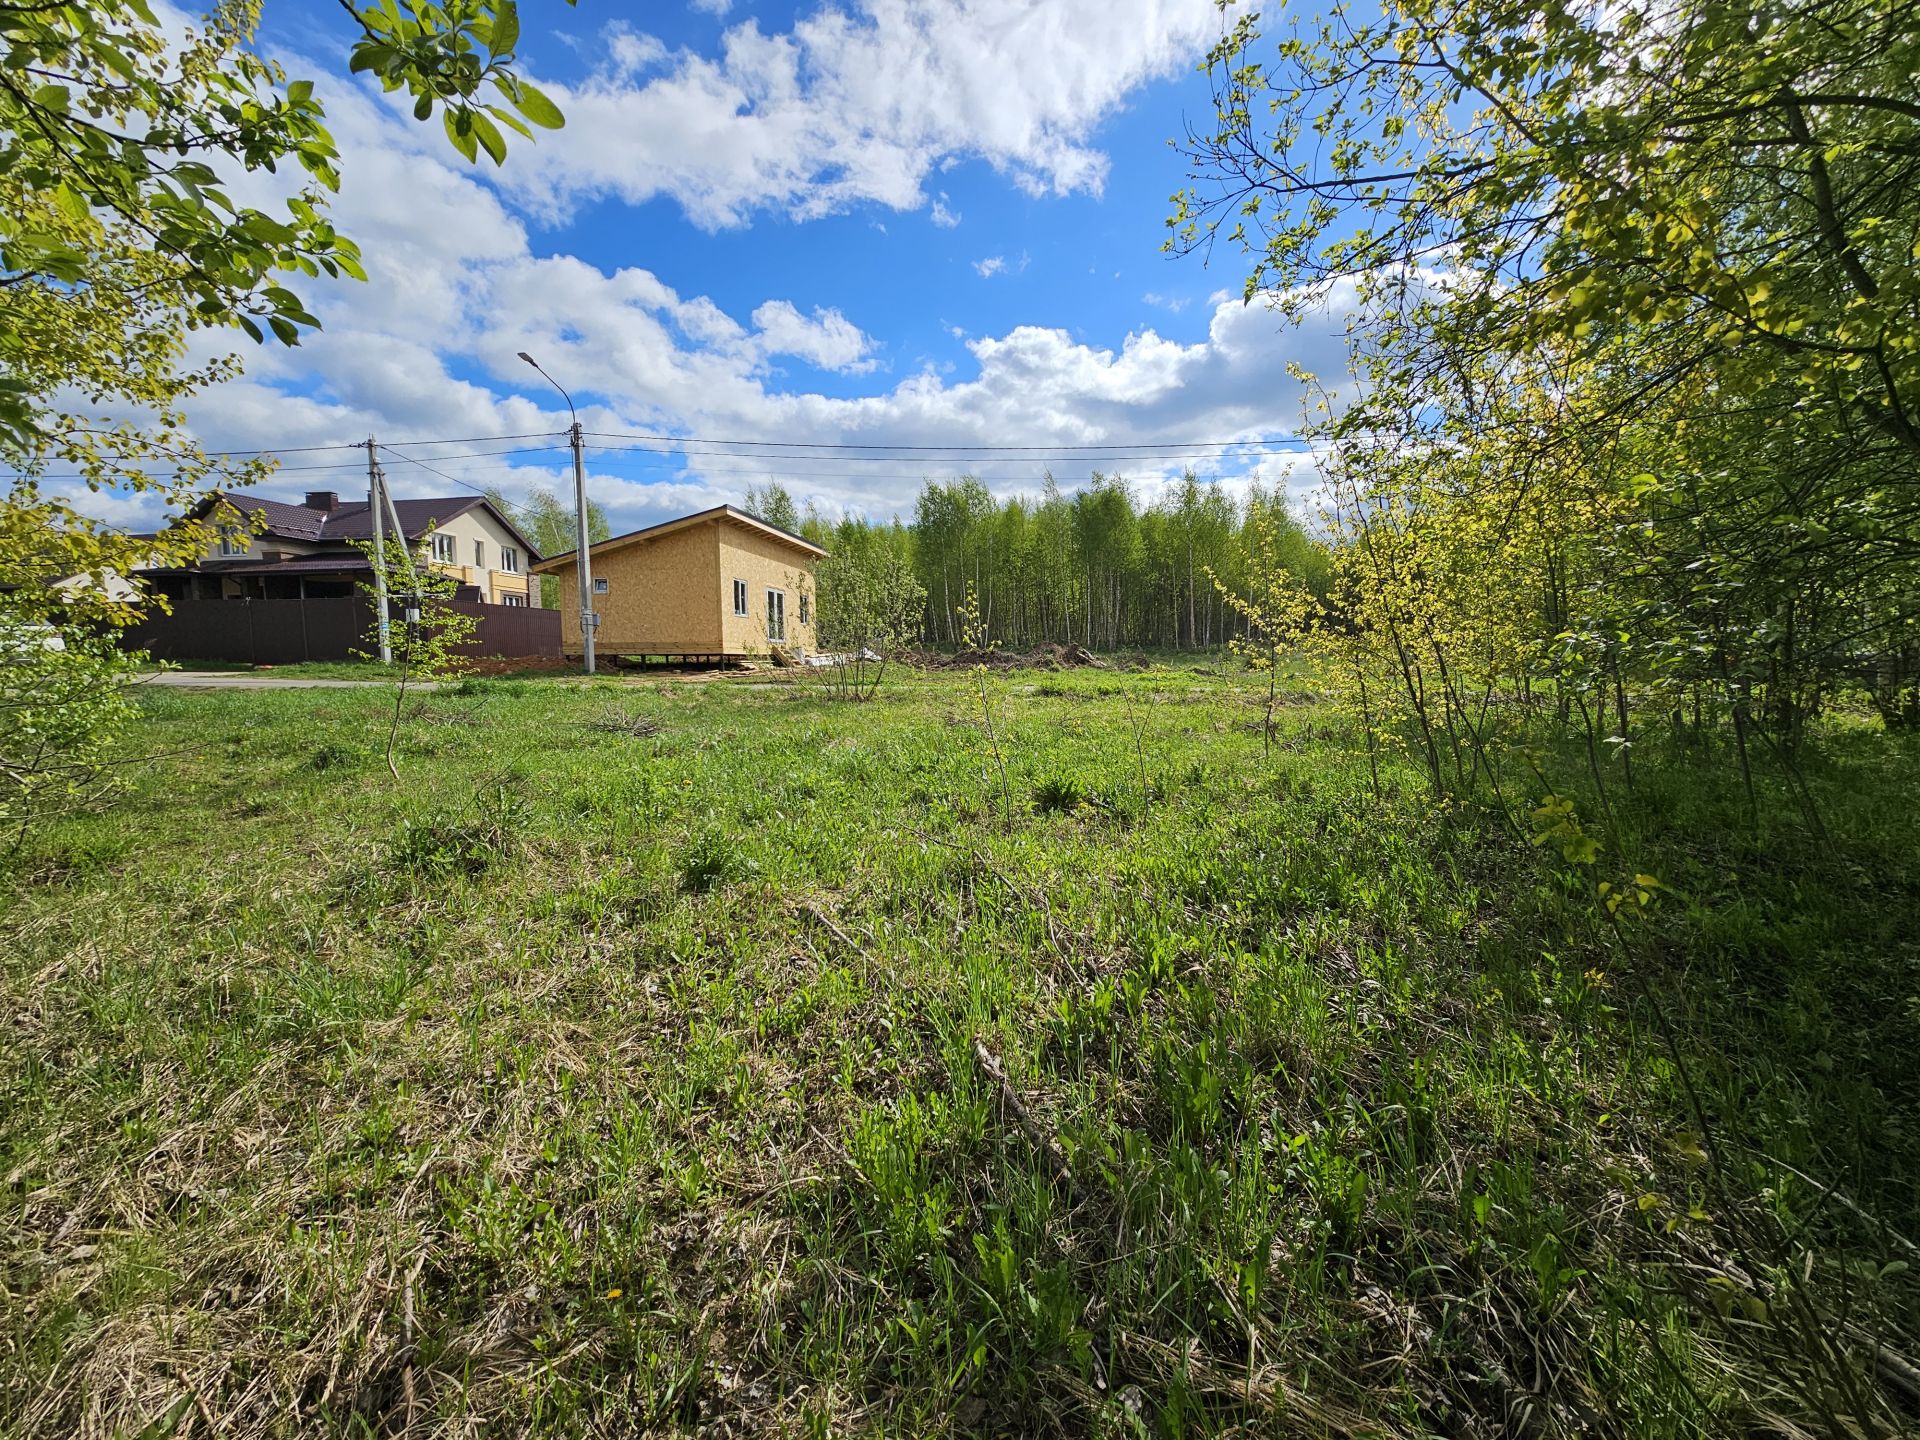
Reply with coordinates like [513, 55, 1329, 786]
[200, 531, 321, 563]
[415, 507, 537, 605]
[716, 521, 818, 655]
[548, 521, 723, 655]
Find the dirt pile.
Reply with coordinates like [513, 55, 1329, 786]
[463, 655, 578, 676]
[919, 643, 1108, 671]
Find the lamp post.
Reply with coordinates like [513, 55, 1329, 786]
[518, 351, 595, 675]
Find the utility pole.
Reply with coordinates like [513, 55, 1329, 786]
[366, 437, 391, 664]
[519, 352, 595, 674]
[568, 417, 595, 674]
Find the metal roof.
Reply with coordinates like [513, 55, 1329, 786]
[193, 492, 542, 559]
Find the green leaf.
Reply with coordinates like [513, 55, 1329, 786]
[491, 0, 521, 55]
[511, 80, 564, 129]
[469, 109, 507, 165]
[488, 104, 534, 141]
[32, 84, 72, 113]
[443, 109, 479, 163]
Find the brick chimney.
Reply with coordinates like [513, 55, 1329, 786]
[305, 490, 339, 511]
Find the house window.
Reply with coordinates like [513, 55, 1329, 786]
[732, 579, 748, 616]
[766, 588, 786, 642]
[594, 577, 609, 595]
[473, 539, 486, 567]
[799, 591, 810, 626]
[503, 593, 525, 607]
[218, 535, 246, 557]
[500, 546, 519, 574]
[430, 533, 456, 564]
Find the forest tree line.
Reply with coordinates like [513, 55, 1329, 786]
[744, 473, 1330, 653]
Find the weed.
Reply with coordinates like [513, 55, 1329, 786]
[1030, 774, 1089, 814]
[678, 825, 758, 892]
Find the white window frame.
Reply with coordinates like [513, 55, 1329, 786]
[500, 546, 519, 574]
[766, 587, 786, 642]
[732, 578, 748, 616]
[798, 590, 810, 627]
[503, 592, 525, 607]
[218, 534, 247, 558]
[473, 539, 486, 567]
[430, 532, 456, 564]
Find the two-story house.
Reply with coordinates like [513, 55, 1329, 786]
[139, 490, 542, 606]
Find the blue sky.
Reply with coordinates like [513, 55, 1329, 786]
[127, 0, 1353, 536]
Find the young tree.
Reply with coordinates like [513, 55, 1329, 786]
[743, 482, 800, 532]
[813, 523, 926, 701]
[356, 528, 480, 779]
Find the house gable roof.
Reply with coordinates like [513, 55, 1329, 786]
[531, 504, 827, 573]
[192, 492, 542, 559]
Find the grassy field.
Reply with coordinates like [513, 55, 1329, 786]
[2, 665, 1916, 1437]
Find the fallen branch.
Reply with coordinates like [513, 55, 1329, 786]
[972, 1037, 1083, 1203]
[399, 1252, 426, 1431]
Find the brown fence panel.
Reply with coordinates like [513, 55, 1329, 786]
[450, 601, 562, 659]
[123, 597, 373, 665]
[123, 596, 558, 663]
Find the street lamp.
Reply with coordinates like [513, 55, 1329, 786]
[518, 351, 596, 675]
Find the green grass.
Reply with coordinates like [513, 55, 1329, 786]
[2, 667, 1916, 1437]
[141, 658, 573, 681]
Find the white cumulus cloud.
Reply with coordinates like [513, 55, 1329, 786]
[501, 0, 1227, 228]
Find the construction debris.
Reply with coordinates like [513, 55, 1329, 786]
[581, 708, 664, 737]
[919, 642, 1108, 671]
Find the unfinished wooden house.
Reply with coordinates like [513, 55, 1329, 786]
[531, 505, 825, 662]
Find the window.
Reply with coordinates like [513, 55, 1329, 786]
[766, 587, 786, 642]
[218, 534, 246, 557]
[593, 577, 609, 595]
[473, 539, 486, 567]
[732, 578, 748, 616]
[430, 533, 456, 564]
[503, 593, 525, 607]
[799, 591, 810, 627]
[500, 546, 519, 574]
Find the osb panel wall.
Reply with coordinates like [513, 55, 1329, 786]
[549, 522, 722, 654]
[716, 521, 818, 655]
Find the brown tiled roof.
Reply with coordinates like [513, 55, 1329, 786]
[196, 492, 541, 558]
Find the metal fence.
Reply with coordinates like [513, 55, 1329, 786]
[122, 596, 561, 665]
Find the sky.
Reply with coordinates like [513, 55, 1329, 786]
[103, 0, 1359, 539]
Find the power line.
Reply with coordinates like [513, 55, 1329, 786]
[573, 447, 1295, 484]
[7, 443, 575, 484]
[579, 442, 1311, 469]
[375, 443, 555, 530]
[582, 429, 1302, 455]
[35, 426, 1308, 467]
[378, 432, 562, 448]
